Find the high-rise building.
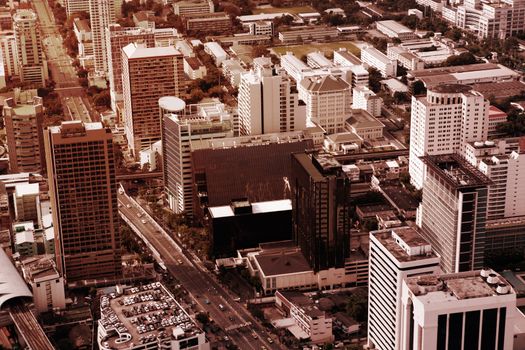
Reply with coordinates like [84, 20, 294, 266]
[367, 227, 440, 350]
[400, 269, 516, 350]
[419, 153, 490, 273]
[162, 99, 234, 216]
[3, 94, 44, 173]
[0, 32, 18, 78]
[409, 84, 489, 189]
[44, 121, 121, 283]
[291, 152, 351, 272]
[122, 43, 184, 156]
[301, 75, 352, 134]
[238, 61, 306, 136]
[13, 10, 47, 86]
[89, 0, 116, 75]
[65, 0, 91, 17]
[106, 25, 155, 111]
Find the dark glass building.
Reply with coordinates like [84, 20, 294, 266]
[291, 152, 351, 272]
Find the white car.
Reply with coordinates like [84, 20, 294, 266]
[141, 219, 147, 224]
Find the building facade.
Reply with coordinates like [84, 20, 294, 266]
[291, 153, 351, 272]
[409, 84, 489, 189]
[122, 43, 184, 156]
[238, 62, 306, 136]
[13, 10, 47, 86]
[89, 0, 116, 75]
[44, 121, 121, 283]
[368, 227, 440, 350]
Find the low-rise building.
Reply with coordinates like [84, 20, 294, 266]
[20, 255, 65, 313]
[352, 86, 382, 117]
[361, 46, 397, 77]
[346, 109, 384, 140]
[203, 42, 228, 66]
[98, 282, 209, 350]
[376, 20, 417, 41]
[183, 56, 206, 80]
[73, 18, 93, 68]
[278, 26, 339, 44]
[248, 21, 273, 36]
[275, 291, 333, 344]
[488, 105, 507, 137]
[183, 12, 232, 35]
[173, 0, 214, 16]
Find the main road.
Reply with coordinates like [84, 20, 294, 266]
[33, 0, 96, 122]
[118, 193, 283, 350]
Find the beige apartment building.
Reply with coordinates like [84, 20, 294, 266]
[44, 121, 121, 283]
[122, 43, 184, 156]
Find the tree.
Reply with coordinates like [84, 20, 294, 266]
[252, 45, 269, 58]
[346, 288, 368, 322]
[445, 52, 477, 66]
[93, 90, 111, 108]
[196, 312, 210, 324]
[411, 80, 426, 96]
[368, 67, 382, 93]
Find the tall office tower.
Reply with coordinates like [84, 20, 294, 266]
[65, 0, 91, 17]
[367, 227, 440, 350]
[162, 99, 234, 215]
[238, 61, 306, 135]
[122, 43, 184, 156]
[301, 75, 352, 134]
[291, 152, 350, 272]
[89, 0, 116, 75]
[400, 269, 516, 350]
[3, 94, 44, 173]
[13, 10, 47, 86]
[44, 121, 121, 282]
[0, 33, 19, 78]
[409, 84, 488, 189]
[106, 25, 155, 111]
[419, 154, 490, 273]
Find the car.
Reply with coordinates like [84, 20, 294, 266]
[204, 299, 210, 304]
[267, 337, 274, 344]
[136, 212, 142, 218]
[223, 336, 229, 342]
[251, 333, 258, 339]
[141, 219, 147, 224]
[233, 297, 241, 302]
[126, 204, 131, 209]
[218, 304, 225, 311]
[228, 316, 235, 322]
[177, 259, 183, 265]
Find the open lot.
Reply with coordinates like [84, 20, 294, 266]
[271, 41, 361, 59]
[253, 5, 316, 15]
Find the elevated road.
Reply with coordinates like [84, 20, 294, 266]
[9, 302, 54, 350]
[118, 193, 282, 350]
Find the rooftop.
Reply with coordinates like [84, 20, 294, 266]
[208, 199, 292, 219]
[301, 75, 350, 92]
[371, 226, 438, 263]
[429, 83, 472, 94]
[255, 247, 312, 277]
[99, 283, 203, 349]
[376, 20, 413, 34]
[122, 43, 181, 59]
[15, 182, 39, 197]
[20, 255, 60, 281]
[406, 269, 515, 301]
[421, 153, 492, 189]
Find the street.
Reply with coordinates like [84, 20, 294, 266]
[118, 193, 283, 350]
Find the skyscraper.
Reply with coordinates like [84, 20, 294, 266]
[106, 25, 155, 111]
[291, 152, 350, 272]
[3, 94, 44, 173]
[13, 9, 47, 86]
[409, 84, 488, 189]
[122, 43, 184, 156]
[368, 227, 440, 350]
[44, 121, 121, 282]
[64, 0, 91, 17]
[419, 153, 490, 273]
[89, 0, 116, 75]
[238, 59, 306, 135]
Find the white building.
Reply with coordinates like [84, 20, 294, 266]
[361, 46, 397, 77]
[183, 56, 206, 80]
[409, 84, 488, 189]
[238, 62, 306, 135]
[162, 100, 234, 215]
[368, 227, 440, 350]
[400, 269, 516, 350]
[301, 75, 352, 134]
[203, 42, 228, 66]
[352, 86, 382, 117]
[14, 183, 40, 222]
[0, 33, 19, 78]
[13, 10, 48, 86]
[376, 20, 417, 41]
[21, 256, 66, 313]
[65, 0, 91, 17]
[73, 19, 93, 69]
[89, 0, 116, 75]
[172, 0, 214, 16]
[248, 20, 273, 36]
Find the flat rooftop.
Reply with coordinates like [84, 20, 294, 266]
[99, 282, 203, 349]
[406, 270, 514, 301]
[255, 247, 312, 277]
[372, 226, 438, 263]
[208, 199, 292, 219]
[421, 153, 492, 189]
